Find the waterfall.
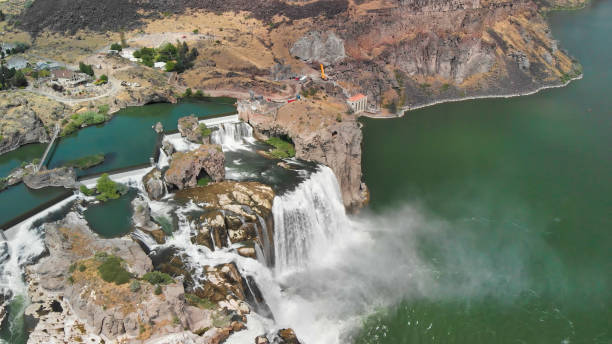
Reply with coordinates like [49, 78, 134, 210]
[0, 226, 46, 342]
[273, 166, 351, 276]
[210, 122, 254, 150]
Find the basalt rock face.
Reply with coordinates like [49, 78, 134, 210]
[23, 167, 77, 190]
[175, 181, 275, 263]
[164, 144, 225, 190]
[243, 100, 368, 211]
[290, 0, 580, 108]
[0, 96, 49, 154]
[290, 31, 346, 66]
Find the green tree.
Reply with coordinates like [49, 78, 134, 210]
[110, 43, 122, 51]
[79, 62, 94, 77]
[11, 70, 27, 87]
[96, 173, 120, 201]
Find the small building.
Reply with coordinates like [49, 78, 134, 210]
[347, 93, 367, 114]
[51, 69, 91, 86]
[6, 56, 28, 70]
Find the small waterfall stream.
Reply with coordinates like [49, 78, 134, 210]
[210, 122, 254, 149]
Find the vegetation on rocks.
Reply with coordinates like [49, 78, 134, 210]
[266, 137, 296, 159]
[185, 293, 216, 310]
[62, 153, 105, 170]
[62, 107, 109, 136]
[142, 271, 174, 285]
[199, 123, 212, 139]
[97, 255, 131, 285]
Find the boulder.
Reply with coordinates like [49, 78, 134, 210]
[164, 144, 225, 190]
[277, 328, 301, 344]
[154, 121, 164, 133]
[143, 167, 166, 200]
[23, 167, 77, 189]
[178, 115, 207, 143]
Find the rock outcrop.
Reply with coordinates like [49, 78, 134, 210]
[242, 99, 368, 211]
[142, 167, 165, 200]
[23, 167, 77, 190]
[175, 181, 275, 263]
[0, 96, 50, 154]
[290, 31, 346, 66]
[178, 115, 207, 144]
[164, 144, 225, 190]
[26, 212, 248, 343]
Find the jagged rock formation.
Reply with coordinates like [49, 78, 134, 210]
[175, 181, 275, 262]
[0, 96, 50, 154]
[178, 115, 207, 144]
[26, 212, 250, 343]
[142, 167, 165, 200]
[23, 167, 77, 189]
[164, 144, 225, 190]
[131, 196, 166, 243]
[242, 99, 368, 211]
[290, 31, 346, 66]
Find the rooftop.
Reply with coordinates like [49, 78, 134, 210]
[348, 93, 366, 102]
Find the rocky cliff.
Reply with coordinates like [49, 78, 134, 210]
[242, 98, 368, 211]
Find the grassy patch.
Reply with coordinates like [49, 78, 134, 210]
[142, 271, 174, 285]
[97, 255, 131, 285]
[62, 153, 105, 169]
[62, 110, 108, 136]
[95, 173, 128, 202]
[185, 293, 216, 310]
[197, 176, 211, 186]
[266, 137, 295, 159]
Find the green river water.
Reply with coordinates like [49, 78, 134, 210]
[357, 2, 611, 343]
[0, 100, 235, 228]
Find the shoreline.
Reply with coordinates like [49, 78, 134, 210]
[361, 74, 583, 119]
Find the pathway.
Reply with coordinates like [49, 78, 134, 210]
[37, 124, 60, 171]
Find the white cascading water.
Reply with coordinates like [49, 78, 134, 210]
[0, 226, 46, 343]
[210, 122, 254, 150]
[272, 165, 351, 276]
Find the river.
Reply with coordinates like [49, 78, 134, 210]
[0, 100, 236, 229]
[356, 1, 611, 342]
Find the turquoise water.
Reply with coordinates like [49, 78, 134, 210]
[357, 2, 611, 343]
[0, 143, 45, 180]
[83, 189, 137, 238]
[0, 100, 235, 228]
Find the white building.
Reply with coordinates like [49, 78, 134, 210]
[347, 93, 367, 114]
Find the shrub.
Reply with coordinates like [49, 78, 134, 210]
[67, 276, 74, 284]
[79, 62, 94, 77]
[142, 271, 174, 285]
[130, 280, 141, 292]
[154, 285, 162, 295]
[80, 185, 95, 196]
[199, 123, 211, 138]
[185, 293, 216, 310]
[94, 251, 108, 261]
[97, 255, 131, 285]
[78, 264, 86, 272]
[183, 88, 192, 98]
[194, 90, 204, 98]
[96, 173, 121, 201]
[69, 263, 77, 273]
[97, 104, 110, 115]
[110, 43, 122, 51]
[193, 29, 199, 34]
